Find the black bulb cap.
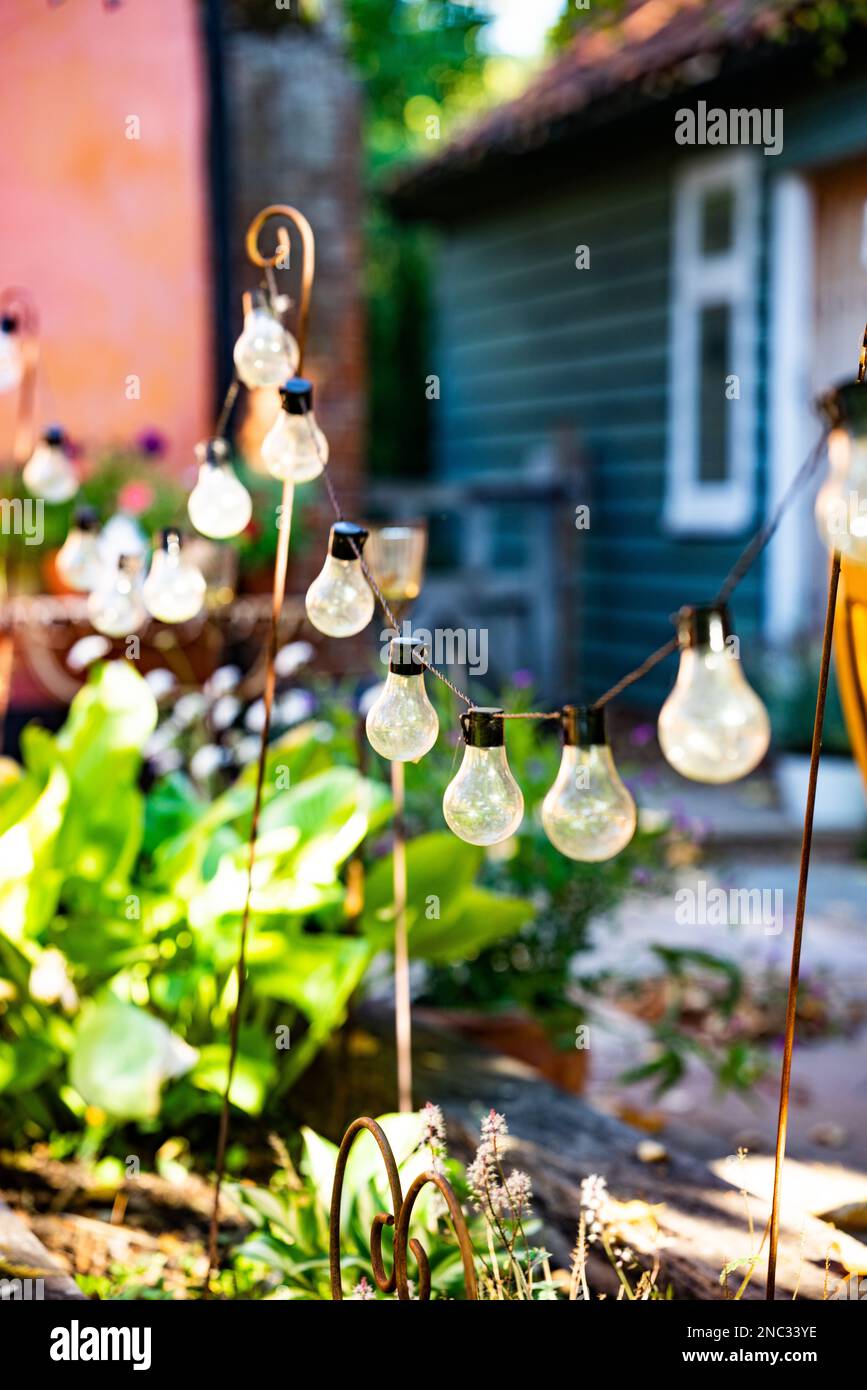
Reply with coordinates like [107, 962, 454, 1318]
[1, 314, 18, 334]
[562, 704, 607, 746]
[73, 505, 100, 533]
[279, 377, 314, 415]
[819, 380, 867, 433]
[676, 603, 732, 650]
[389, 638, 427, 675]
[203, 437, 230, 466]
[329, 521, 368, 560]
[43, 425, 65, 447]
[460, 706, 505, 748]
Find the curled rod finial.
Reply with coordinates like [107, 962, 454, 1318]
[329, 1117, 404, 1300]
[395, 1170, 478, 1301]
[328, 1116, 478, 1301]
[244, 204, 315, 369]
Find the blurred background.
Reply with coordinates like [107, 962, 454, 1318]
[4, 1, 867, 738]
[4, 3, 867, 1296]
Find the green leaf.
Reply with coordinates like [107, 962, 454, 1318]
[360, 832, 533, 962]
[409, 884, 534, 963]
[190, 1036, 277, 1116]
[0, 761, 68, 941]
[70, 998, 197, 1121]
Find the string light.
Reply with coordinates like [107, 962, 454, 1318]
[815, 382, 867, 562]
[365, 638, 439, 761]
[0, 314, 22, 393]
[22, 426, 78, 503]
[443, 707, 524, 846]
[142, 527, 207, 625]
[542, 705, 637, 861]
[56, 506, 103, 592]
[34, 221, 836, 868]
[87, 553, 147, 638]
[657, 604, 770, 783]
[232, 288, 298, 389]
[262, 377, 328, 483]
[188, 437, 253, 540]
[305, 521, 375, 637]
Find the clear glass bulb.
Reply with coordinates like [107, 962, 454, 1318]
[658, 605, 770, 784]
[188, 438, 253, 539]
[305, 522, 374, 638]
[23, 428, 78, 503]
[542, 707, 637, 861]
[232, 290, 299, 389]
[365, 639, 439, 761]
[56, 509, 103, 592]
[443, 707, 524, 846]
[142, 529, 207, 624]
[261, 378, 328, 484]
[815, 422, 867, 564]
[87, 555, 147, 637]
[0, 319, 22, 393]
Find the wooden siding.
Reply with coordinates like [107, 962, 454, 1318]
[432, 161, 765, 707]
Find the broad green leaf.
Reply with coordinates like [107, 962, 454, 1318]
[190, 1035, 277, 1116]
[70, 998, 197, 1121]
[409, 885, 534, 963]
[0, 761, 68, 941]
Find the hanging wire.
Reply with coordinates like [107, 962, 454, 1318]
[214, 377, 240, 440]
[304, 410, 831, 723]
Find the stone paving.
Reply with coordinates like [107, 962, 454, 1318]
[584, 841, 867, 1186]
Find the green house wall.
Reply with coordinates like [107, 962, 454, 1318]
[430, 61, 867, 706]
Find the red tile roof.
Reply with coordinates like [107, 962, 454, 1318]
[390, 0, 795, 204]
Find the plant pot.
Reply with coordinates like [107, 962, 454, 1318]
[774, 752, 867, 832]
[419, 1008, 588, 1096]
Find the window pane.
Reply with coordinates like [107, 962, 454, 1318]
[701, 187, 735, 255]
[698, 304, 730, 483]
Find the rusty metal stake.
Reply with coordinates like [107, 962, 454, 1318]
[766, 548, 841, 1299]
[329, 1116, 478, 1300]
[205, 204, 315, 1292]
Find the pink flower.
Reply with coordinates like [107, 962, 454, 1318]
[118, 481, 154, 515]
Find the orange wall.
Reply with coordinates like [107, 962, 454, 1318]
[0, 0, 213, 472]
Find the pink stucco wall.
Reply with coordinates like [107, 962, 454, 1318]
[0, 0, 213, 471]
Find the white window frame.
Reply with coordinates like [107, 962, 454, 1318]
[665, 152, 761, 535]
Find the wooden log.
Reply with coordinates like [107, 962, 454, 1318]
[296, 1008, 867, 1301]
[0, 1197, 86, 1300]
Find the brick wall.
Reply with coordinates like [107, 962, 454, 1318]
[225, 20, 366, 615]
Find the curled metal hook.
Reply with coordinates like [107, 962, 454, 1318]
[329, 1115, 478, 1301]
[244, 204, 315, 371]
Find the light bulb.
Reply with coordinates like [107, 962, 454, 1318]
[305, 521, 375, 637]
[443, 707, 524, 846]
[542, 705, 637, 861]
[188, 437, 253, 539]
[366, 638, 439, 761]
[56, 506, 103, 592]
[87, 554, 147, 637]
[261, 377, 328, 483]
[232, 289, 299, 389]
[0, 314, 22, 393]
[815, 385, 867, 563]
[658, 604, 770, 783]
[22, 426, 78, 503]
[142, 528, 207, 624]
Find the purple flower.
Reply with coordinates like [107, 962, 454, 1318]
[511, 669, 533, 689]
[630, 723, 655, 748]
[135, 428, 168, 457]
